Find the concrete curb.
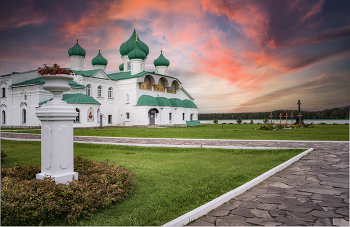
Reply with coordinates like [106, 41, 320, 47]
[162, 148, 314, 227]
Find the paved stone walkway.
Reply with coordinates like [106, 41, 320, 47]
[1, 133, 349, 226]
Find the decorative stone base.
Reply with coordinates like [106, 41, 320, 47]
[36, 172, 78, 184]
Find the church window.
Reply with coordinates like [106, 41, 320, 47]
[139, 76, 152, 90]
[127, 62, 131, 70]
[97, 85, 102, 97]
[24, 95, 27, 100]
[182, 113, 185, 121]
[2, 88, 5, 97]
[74, 108, 80, 122]
[126, 112, 130, 119]
[108, 87, 113, 98]
[154, 78, 165, 92]
[86, 84, 91, 96]
[2, 110, 5, 124]
[22, 109, 26, 123]
[169, 113, 172, 121]
[190, 114, 193, 121]
[126, 94, 129, 103]
[108, 115, 112, 124]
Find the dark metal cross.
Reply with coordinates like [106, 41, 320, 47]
[297, 100, 301, 112]
[290, 113, 294, 124]
[269, 112, 273, 124]
[279, 113, 282, 124]
[297, 112, 302, 125]
[285, 113, 288, 124]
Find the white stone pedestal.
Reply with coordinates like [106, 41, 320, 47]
[36, 74, 78, 184]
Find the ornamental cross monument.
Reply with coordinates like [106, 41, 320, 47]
[269, 112, 273, 124]
[285, 113, 288, 124]
[279, 113, 282, 124]
[290, 113, 294, 124]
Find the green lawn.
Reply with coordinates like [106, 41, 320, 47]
[1, 139, 305, 226]
[3, 124, 348, 141]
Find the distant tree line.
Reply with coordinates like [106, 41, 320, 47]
[199, 106, 349, 120]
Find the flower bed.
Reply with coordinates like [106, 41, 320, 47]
[1, 156, 136, 225]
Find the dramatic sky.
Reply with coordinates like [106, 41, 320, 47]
[1, 0, 349, 113]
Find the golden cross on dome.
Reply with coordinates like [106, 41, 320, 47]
[98, 41, 101, 51]
[161, 42, 163, 52]
[133, 19, 136, 29]
[135, 31, 138, 42]
[75, 30, 79, 40]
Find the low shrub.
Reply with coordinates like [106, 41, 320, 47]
[346, 123, 349, 125]
[290, 124, 296, 129]
[1, 150, 7, 161]
[243, 122, 247, 124]
[276, 124, 283, 129]
[229, 123, 233, 124]
[1, 156, 136, 226]
[250, 119, 254, 124]
[333, 123, 338, 125]
[295, 124, 302, 128]
[307, 125, 318, 128]
[267, 124, 275, 130]
[320, 122, 326, 125]
[260, 125, 268, 130]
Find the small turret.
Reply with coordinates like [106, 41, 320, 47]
[68, 30, 86, 70]
[154, 43, 170, 75]
[91, 41, 108, 71]
[128, 32, 146, 75]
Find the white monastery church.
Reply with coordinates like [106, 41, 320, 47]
[1, 26, 201, 128]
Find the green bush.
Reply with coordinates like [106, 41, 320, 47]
[260, 125, 268, 130]
[1, 156, 136, 226]
[345, 123, 349, 125]
[276, 124, 283, 129]
[236, 117, 242, 124]
[267, 124, 275, 130]
[320, 122, 326, 125]
[213, 118, 218, 124]
[263, 117, 269, 124]
[250, 119, 254, 124]
[1, 150, 7, 161]
[307, 125, 318, 128]
[295, 124, 302, 128]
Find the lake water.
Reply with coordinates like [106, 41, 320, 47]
[199, 119, 349, 125]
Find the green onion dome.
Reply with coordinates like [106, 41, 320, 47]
[119, 63, 124, 71]
[154, 51, 170, 67]
[128, 42, 146, 60]
[91, 50, 108, 66]
[68, 40, 86, 57]
[119, 29, 149, 56]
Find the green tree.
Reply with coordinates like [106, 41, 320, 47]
[250, 119, 254, 124]
[236, 117, 242, 124]
[213, 118, 218, 124]
[263, 117, 268, 124]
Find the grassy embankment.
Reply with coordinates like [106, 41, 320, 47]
[1, 139, 305, 226]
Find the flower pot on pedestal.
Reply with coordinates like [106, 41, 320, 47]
[36, 74, 78, 184]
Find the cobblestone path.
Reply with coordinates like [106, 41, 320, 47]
[1, 133, 349, 226]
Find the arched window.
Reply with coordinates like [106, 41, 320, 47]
[2, 110, 5, 124]
[97, 85, 102, 97]
[144, 76, 151, 90]
[86, 84, 91, 96]
[22, 109, 26, 123]
[2, 88, 5, 97]
[24, 95, 27, 100]
[108, 87, 113, 98]
[74, 108, 80, 122]
[155, 78, 165, 92]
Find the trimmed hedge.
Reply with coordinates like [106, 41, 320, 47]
[1, 156, 136, 226]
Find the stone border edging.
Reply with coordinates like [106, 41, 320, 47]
[162, 148, 314, 227]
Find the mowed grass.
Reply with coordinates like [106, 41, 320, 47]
[4, 124, 346, 141]
[1, 139, 305, 226]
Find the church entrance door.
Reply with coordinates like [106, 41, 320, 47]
[148, 108, 159, 125]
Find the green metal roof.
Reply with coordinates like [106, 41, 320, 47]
[136, 96, 197, 108]
[136, 95, 159, 106]
[156, 97, 173, 106]
[183, 99, 197, 108]
[154, 51, 170, 67]
[91, 50, 108, 66]
[119, 63, 124, 71]
[128, 42, 146, 60]
[10, 77, 85, 88]
[71, 69, 101, 77]
[119, 29, 149, 56]
[39, 93, 100, 105]
[107, 71, 148, 81]
[1, 72, 19, 77]
[169, 98, 185, 107]
[107, 71, 180, 82]
[186, 120, 202, 127]
[68, 40, 86, 57]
